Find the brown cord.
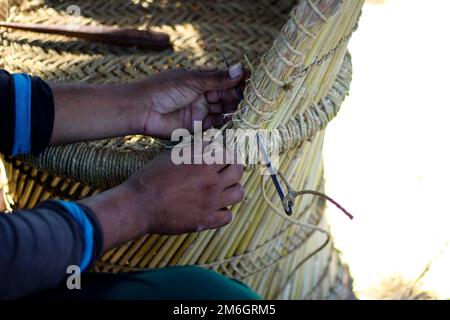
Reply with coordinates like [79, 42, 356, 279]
[290, 190, 353, 220]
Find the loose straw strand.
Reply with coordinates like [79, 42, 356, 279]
[260, 169, 354, 297]
[260, 175, 331, 296]
[278, 172, 354, 220]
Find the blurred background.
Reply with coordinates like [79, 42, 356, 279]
[324, 0, 450, 299]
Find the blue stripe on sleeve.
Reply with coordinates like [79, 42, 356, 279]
[11, 73, 32, 156]
[56, 201, 94, 272]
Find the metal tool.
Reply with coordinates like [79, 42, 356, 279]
[257, 133, 293, 216]
[221, 52, 293, 215]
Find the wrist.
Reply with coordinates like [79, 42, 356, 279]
[125, 81, 155, 136]
[117, 83, 148, 135]
[78, 184, 149, 251]
[106, 83, 148, 136]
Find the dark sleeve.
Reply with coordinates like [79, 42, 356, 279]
[0, 70, 16, 154]
[0, 202, 104, 299]
[0, 69, 55, 156]
[30, 76, 55, 155]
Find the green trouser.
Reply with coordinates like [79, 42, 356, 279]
[32, 266, 261, 300]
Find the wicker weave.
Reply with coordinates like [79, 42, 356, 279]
[0, 0, 363, 299]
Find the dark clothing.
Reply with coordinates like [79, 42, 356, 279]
[0, 68, 107, 299]
[0, 201, 104, 299]
[0, 69, 54, 155]
[31, 266, 260, 300]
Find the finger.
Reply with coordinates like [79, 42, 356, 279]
[205, 102, 239, 127]
[190, 94, 210, 123]
[219, 163, 244, 188]
[203, 114, 229, 129]
[239, 80, 248, 93]
[191, 63, 245, 92]
[205, 210, 234, 230]
[218, 184, 245, 208]
[201, 141, 228, 171]
[208, 103, 224, 114]
[197, 67, 218, 73]
[223, 101, 239, 114]
[206, 88, 240, 104]
[222, 146, 243, 167]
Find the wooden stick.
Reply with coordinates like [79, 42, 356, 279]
[0, 21, 171, 50]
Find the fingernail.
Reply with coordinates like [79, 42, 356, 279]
[229, 63, 243, 79]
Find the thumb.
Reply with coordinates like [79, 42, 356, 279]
[206, 210, 234, 230]
[192, 63, 245, 92]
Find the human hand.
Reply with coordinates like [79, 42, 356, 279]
[80, 144, 244, 251]
[49, 64, 246, 146]
[131, 64, 247, 138]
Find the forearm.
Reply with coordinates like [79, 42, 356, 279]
[49, 82, 144, 145]
[1, 65, 245, 155]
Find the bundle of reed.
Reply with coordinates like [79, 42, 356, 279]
[0, 0, 364, 299]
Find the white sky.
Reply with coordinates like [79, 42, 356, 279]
[323, 0, 450, 299]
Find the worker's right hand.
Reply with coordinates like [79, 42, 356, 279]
[79, 143, 245, 251]
[123, 147, 244, 235]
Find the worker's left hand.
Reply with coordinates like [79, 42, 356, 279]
[131, 64, 247, 138]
